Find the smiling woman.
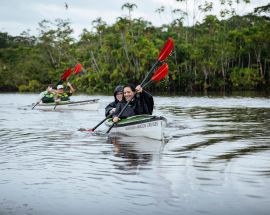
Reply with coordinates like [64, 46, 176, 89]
[112, 83, 154, 123]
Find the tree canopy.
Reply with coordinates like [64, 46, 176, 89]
[0, 1, 269, 93]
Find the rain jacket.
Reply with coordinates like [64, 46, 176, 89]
[105, 85, 123, 117]
[112, 90, 154, 119]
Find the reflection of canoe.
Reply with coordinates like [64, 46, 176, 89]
[105, 115, 167, 140]
[33, 99, 99, 111]
[108, 136, 166, 167]
[109, 136, 166, 154]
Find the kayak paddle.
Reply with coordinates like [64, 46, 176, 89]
[140, 38, 174, 86]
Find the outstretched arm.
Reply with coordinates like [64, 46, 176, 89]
[67, 82, 75, 93]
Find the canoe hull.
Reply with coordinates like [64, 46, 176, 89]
[33, 99, 99, 111]
[105, 115, 167, 140]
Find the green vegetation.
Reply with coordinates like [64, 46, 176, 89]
[0, 1, 269, 93]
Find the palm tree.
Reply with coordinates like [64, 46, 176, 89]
[121, 2, 138, 21]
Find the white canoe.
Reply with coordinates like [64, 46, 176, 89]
[33, 99, 99, 111]
[105, 115, 167, 140]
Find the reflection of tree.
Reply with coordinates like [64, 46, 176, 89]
[107, 136, 166, 169]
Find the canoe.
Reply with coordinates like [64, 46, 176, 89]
[33, 99, 99, 111]
[105, 115, 167, 140]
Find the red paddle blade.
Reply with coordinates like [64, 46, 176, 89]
[74, 63, 83, 75]
[151, 63, 168, 81]
[61, 68, 72, 81]
[158, 38, 174, 62]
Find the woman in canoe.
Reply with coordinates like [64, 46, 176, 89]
[105, 85, 124, 117]
[112, 84, 154, 123]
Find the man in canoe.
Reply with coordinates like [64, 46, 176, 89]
[105, 85, 124, 117]
[112, 84, 154, 123]
[54, 82, 75, 102]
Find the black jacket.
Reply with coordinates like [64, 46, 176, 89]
[112, 90, 154, 119]
[105, 101, 119, 117]
[105, 85, 124, 117]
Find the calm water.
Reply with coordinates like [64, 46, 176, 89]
[0, 93, 270, 215]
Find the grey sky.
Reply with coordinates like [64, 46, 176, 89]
[0, 0, 268, 39]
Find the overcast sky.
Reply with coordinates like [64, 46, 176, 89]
[0, 0, 268, 39]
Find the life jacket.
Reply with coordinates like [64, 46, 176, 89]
[57, 92, 70, 101]
[41, 92, 55, 103]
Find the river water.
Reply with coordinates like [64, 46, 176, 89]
[0, 93, 270, 215]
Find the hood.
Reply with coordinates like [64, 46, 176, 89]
[113, 85, 123, 101]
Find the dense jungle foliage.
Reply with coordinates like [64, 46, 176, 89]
[0, 1, 269, 94]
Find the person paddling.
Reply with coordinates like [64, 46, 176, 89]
[38, 84, 56, 104]
[105, 85, 124, 117]
[55, 82, 75, 102]
[112, 84, 154, 123]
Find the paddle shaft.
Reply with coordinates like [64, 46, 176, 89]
[140, 61, 159, 87]
[91, 113, 112, 131]
[32, 101, 41, 110]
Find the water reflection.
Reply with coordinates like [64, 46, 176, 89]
[107, 135, 167, 170]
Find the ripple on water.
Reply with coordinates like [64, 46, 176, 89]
[0, 94, 270, 215]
